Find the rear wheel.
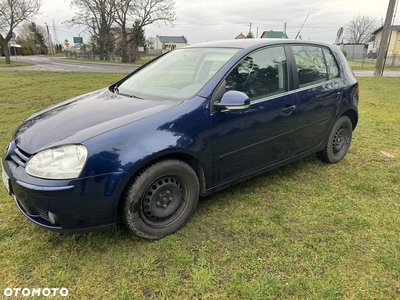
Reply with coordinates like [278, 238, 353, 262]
[317, 116, 353, 163]
[121, 160, 199, 240]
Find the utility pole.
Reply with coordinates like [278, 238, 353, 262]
[374, 0, 397, 76]
[52, 20, 60, 45]
[44, 22, 53, 55]
[247, 22, 254, 39]
[284, 22, 287, 38]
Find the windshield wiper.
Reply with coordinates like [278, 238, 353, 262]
[114, 87, 143, 99]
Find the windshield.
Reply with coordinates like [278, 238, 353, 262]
[117, 48, 240, 101]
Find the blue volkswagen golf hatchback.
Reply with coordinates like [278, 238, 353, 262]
[2, 39, 359, 239]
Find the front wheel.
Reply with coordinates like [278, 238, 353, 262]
[317, 116, 353, 163]
[120, 160, 199, 240]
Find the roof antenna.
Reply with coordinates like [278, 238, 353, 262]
[295, 14, 309, 39]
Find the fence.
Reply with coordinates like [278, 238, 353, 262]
[65, 49, 163, 63]
[347, 54, 400, 67]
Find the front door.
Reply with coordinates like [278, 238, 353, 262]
[212, 46, 297, 185]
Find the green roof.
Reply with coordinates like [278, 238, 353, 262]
[261, 31, 289, 39]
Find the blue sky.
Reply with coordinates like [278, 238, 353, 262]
[33, 0, 398, 46]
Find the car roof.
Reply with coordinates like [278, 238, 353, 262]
[186, 39, 336, 50]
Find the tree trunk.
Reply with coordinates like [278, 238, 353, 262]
[99, 41, 105, 60]
[98, 39, 106, 60]
[120, 28, 129, 63]
[4, 44, 11, 64]
[0, 36, 11, 64]
[129, 41, 139, 63]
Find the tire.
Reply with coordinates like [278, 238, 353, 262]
[120, 159, 199, 240]
[317, 116, 353, 164]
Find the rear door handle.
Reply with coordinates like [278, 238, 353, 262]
[332, 92, 342, 100]
[282, 104, 296, 114]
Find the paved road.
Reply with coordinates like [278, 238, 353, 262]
[1, 55, 400, 77]
[352, 70, 400, 77]
[1, 55, 137, 73]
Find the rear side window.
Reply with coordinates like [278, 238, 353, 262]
[323, 48, 339, 79]
[293, 45, 339, 87]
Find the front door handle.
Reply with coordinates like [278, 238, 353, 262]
[282, 104, 296, 114]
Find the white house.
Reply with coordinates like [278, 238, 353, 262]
[371, 25, 400, 56]
[154, 36, 188, 51]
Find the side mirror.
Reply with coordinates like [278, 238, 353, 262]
[216, 91, 250, 110]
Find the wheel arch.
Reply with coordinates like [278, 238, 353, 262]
[117, 152, 207, 214]
[340, 108, 358, 131]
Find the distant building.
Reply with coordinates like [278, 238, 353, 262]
[155, 36, 188, 51]
[7, 40, 22, 56]
[235, 33, 247, 39]
[260, 30, 289, 39]
[371, 25, 400, 56]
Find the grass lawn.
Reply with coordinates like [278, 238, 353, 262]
[0, 72, 399, 299]
[0, 59, 33, 67]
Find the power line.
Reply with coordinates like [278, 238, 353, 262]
[52, 19, 60, 45]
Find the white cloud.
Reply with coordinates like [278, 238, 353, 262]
[27, 0, 397, 46]
[144, 0, 392, 44]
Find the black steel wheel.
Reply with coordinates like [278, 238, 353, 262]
[121, 160, 199, 239]
[317, 116, 353, 163]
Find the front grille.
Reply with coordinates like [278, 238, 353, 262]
[10, 146, 32, 167]
[16, 198, 61, 228]
[36, 208, 50, 221]
[18, 201, 36, 215]
[18, 201, 50, 223]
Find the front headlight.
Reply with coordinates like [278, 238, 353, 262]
[26, 145, 88, 179]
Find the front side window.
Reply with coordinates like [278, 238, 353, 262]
[117, 48, 240, 101]
[225, 46, 288, 101]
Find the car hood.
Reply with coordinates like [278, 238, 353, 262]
[15, 88, 182, 154]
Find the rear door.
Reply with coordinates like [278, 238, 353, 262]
[290, 45, 342, 154]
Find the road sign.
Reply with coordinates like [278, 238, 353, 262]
[337, 27, 344, 38]
[335, 27, 344, 45]
[73, 37, 83, 44]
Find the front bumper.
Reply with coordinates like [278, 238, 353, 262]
[2, 150, 124, 233]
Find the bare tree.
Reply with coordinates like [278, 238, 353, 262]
[66, 0, 117, 60]
[114, 0, 176, 62]
[113, 0, 134, 62]
[344, 14, 380, 44]
[133, 0, 176, 27]
[0, 0, 43, 64]
[147, 36, 155, 49]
